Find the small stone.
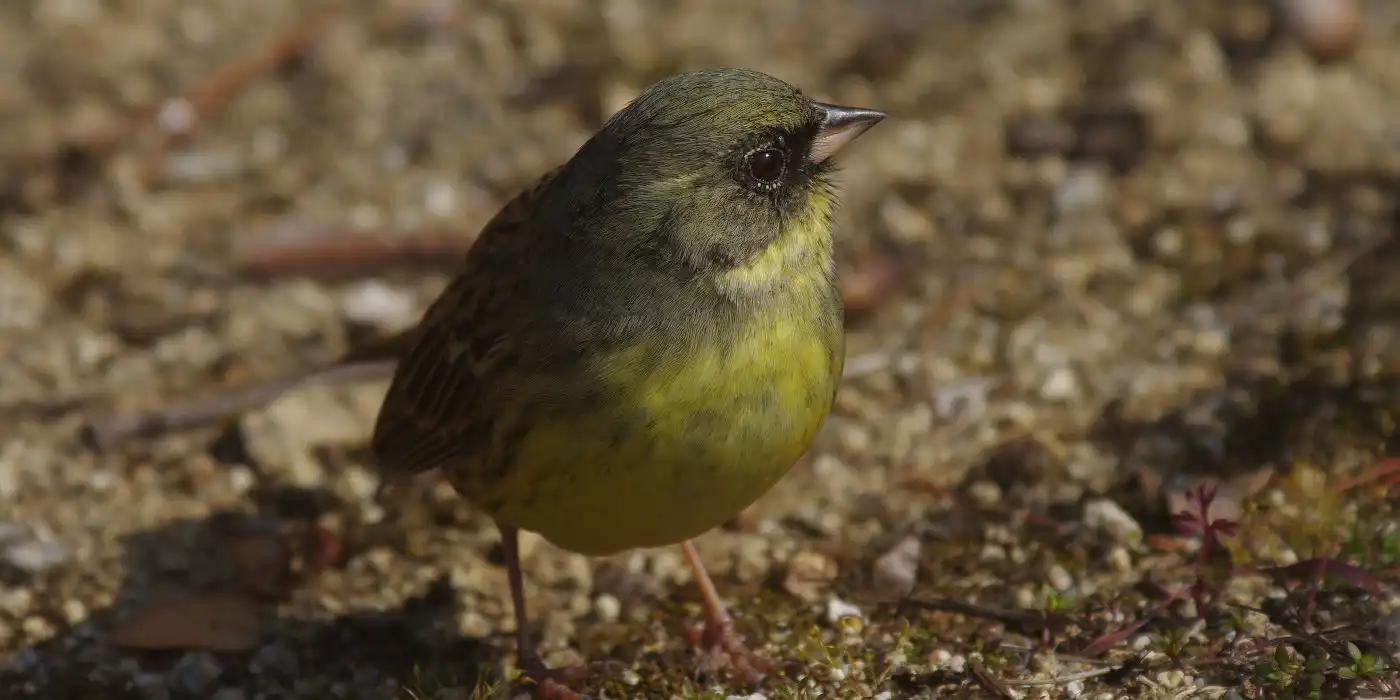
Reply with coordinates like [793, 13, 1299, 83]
[1083, 499, 1143, 544]
[209, 688, 246, 700]
[424, 179, 459, 217]
[966, 480, 1002, 508]
[340, 280, 418, 331]
[871, 535, 920, 601]
[979, 543, 1006, 562]
[824, 596, 864, 626]
[783, 550, 838, 602]
[226, 466, 256, 494]
[1039, 366, 1080, 401]
[1154, 669, 1188, 689]
[1276, 0, 1361, 63]
[21, 616, 52, 638]
[593, 593, 621, 623]
[249, 641, 298, 677]
[1, 528, 70, 576]
[1047, 564, 1073, 591]
[340, 466, 380, 504]
[61, 599, 86, 625]
[169, 651, 223, 695]
[1013, 586, 1036, 609]
[942, 652, 968, 673]
[1053, 168, 1108, 214]
[134, 672, 171, 700]
[1106, 546, 1133, 573]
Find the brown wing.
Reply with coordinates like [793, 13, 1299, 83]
[369, 166, 562, 479]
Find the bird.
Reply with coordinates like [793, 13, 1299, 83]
[369, 66, 884, 697]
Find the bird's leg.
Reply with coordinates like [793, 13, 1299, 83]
[500, 524, 591, 699]
[680, 540, 770, 683]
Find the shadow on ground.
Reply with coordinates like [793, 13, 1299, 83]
[0, 499, 500, 700]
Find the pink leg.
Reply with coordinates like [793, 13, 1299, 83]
[681, 540, 770, 683]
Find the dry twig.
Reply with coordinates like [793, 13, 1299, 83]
[82, 329, 414, 450]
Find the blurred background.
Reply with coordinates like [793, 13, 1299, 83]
[3, 0, 1400, 698]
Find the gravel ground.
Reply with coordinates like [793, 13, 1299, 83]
[4, 1, 1400, 698]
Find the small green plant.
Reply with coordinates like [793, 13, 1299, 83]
[1338, 641, 1387, 681]
[1042, 587, 1076, 615]
[1340, 520, 1400, 568]
[1254, 645, 1328, 700]
[399, 662, 501, 700]
[1146, 622, 1195, 664]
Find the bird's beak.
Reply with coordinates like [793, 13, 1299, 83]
[809, 101, 886, 165]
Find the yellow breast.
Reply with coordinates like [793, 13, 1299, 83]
[479, 200, 843, 556]
[480, 299, 841, 555]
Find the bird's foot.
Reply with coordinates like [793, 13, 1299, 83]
[686, 616, 771, 685]
[513, 655, 594, 700]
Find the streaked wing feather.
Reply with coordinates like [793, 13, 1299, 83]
[370, 166, 562, 478]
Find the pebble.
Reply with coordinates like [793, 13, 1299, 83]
[1013, 586, 1036, 609]
[1, 527, 70, 576]
[1276, 0, 1361, 63]
[423, 179, 460, 217]
[161, 148, 247, 185]
[1106, 546, 1133, 573]
[593, 593, 621, 623]
[1039, 366, 1081, 401]
[824, 596, 864, 626]
[782, 549, 838, 602]
[6, 647, 39, 674]
[931, 376, 994, 420]
[249, 641, 299, 677]
[0, 260, 51, 330]
[226, 466, 256, 494]
[1082, 499, 1143, 544]
[965, 480, 1002, 508]
[169, 651, 223, 695]
[1052, 168, 1109, 215]
[340, 280, 418, 331]
[61, 599, 86, 625]
[1047, 564, 1073, 591]
[979, 543, 1006, 562]
[134, 672, 171, 700]
[871, 535, 921, 600]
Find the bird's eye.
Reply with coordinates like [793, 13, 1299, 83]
[747, 148, 785, 183]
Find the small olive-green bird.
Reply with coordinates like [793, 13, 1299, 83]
[371, 67, 883, 695]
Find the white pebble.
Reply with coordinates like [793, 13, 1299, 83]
[824, 596, 864, 625]
[340, 280, 418, 330]
[1083, 499, 1143, 543]
[424, 180, 459, 217]
[1039, 366, 1080, 401]
[227, 466, 256, 494]
[593, 593, 621, 623]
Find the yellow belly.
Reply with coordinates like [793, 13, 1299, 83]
[477, 308, 842, 556]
